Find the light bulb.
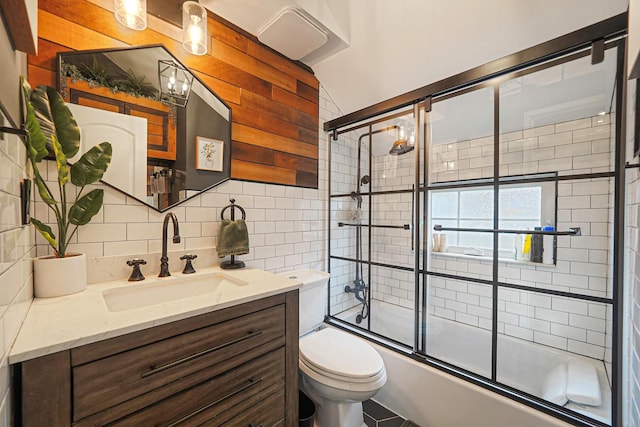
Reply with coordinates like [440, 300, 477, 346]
[124, 0, 138, 15]
[114, 0, 146, 30]
[189, 17, 202, 54]
[398, 124, 407, 141]
[408, 130, 415, 146]
[182, 1, 207, 55]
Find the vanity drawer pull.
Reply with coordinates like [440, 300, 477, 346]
[141, 330, 263, 378]
[165, 377, 264, 427]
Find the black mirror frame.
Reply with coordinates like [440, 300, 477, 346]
[56, 44, 233, 212]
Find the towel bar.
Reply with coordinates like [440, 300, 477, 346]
[219, 198, 246, 269]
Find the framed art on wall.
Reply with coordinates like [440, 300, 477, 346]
[196, 136, 224, 172]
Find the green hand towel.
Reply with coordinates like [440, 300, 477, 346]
[216, 219, 250, 258]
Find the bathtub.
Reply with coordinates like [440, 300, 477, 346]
[336, 300, 611, 426]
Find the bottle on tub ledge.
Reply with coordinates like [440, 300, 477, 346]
[515, 233, 523, 260]
[531, 227, 543, 263]
[522, 231, 532, 261]
[542, 221, 555, 264]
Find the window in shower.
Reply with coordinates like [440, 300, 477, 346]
[431, 184, 554, 258]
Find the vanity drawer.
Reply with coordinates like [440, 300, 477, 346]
[203, 382, 285, 427]
[105, 348, 285, 427]
[73, 304, 285, 422]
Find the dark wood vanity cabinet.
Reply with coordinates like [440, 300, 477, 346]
[15, 291, 299, 427]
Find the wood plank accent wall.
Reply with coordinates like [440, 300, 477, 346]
[27, 0, 320, 188]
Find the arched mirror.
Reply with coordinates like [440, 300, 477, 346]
[57, 44, 232, 212]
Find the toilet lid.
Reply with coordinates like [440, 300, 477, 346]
[300, 328, 384, 379]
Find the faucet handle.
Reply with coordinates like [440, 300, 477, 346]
[126, 258, 147, 281]
[180, 254, 197, 274]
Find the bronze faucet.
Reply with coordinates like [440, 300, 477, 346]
[159, 212, 181, 277]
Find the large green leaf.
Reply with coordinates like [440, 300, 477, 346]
[69, 189, 104, 226]
[30, 85, 80, 159]
[32, 166, 56, 206]
[20, 77, 48, 162]
[70, 142, 112, 187]
[51, 134, 69, 187]
[31, 218, 57, 249]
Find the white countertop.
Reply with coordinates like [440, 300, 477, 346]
[9, 267, 301, 364]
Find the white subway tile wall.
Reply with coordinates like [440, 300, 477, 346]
[430, 115, 614, 183]
[626, 80, 640, 427]
[0, 110, 36, 424]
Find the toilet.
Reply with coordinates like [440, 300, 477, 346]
[279, 269, 387, 427]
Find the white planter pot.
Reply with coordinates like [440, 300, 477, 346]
[33, 253, 87, 298]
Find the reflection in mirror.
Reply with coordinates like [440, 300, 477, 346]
[57, 44, 231, 212]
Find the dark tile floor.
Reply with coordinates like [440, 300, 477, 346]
[363, 399, 406, 427]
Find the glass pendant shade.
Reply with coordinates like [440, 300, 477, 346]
[389, 122, 414, 155]
[114, 0, 147, 30]
[183, 1, 208, 55]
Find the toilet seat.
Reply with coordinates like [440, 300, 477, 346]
[300, 357, 387, 385]
[300, 328, 385, 381]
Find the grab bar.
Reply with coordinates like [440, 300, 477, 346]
[433, 225, 581, 236]
[339, 222, 411, 230]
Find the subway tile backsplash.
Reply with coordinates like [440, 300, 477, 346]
[30, 85, 338, 282]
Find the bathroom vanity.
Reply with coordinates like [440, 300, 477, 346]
[10, 268, 300, 427]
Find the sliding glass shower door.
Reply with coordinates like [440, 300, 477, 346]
[419, 42, 620, 426]
[327, 26, 623, 427]
[329, 107, 422, 347]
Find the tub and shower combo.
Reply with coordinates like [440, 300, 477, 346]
[325, 17, 625, 427]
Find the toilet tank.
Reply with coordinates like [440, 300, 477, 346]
[278, 269, 330, 335]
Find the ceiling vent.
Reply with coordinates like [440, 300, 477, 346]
[257, 7, 328, 61]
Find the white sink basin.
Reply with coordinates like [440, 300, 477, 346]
[102, 273, 247, 312]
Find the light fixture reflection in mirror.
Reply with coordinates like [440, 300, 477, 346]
[158, 60, 193, 107]
[114, 0, 147, 30]
[182, 1, 208, 56]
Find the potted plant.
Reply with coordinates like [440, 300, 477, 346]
[21, 76, 112, 297]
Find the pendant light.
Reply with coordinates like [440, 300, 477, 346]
[114, 0, 147, 30]
[389, 121, 415, 156]
[182, 1, 208, 56]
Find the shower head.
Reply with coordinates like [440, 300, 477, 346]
[389, 139, 415, 156]
[360, 175, 370, 185]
